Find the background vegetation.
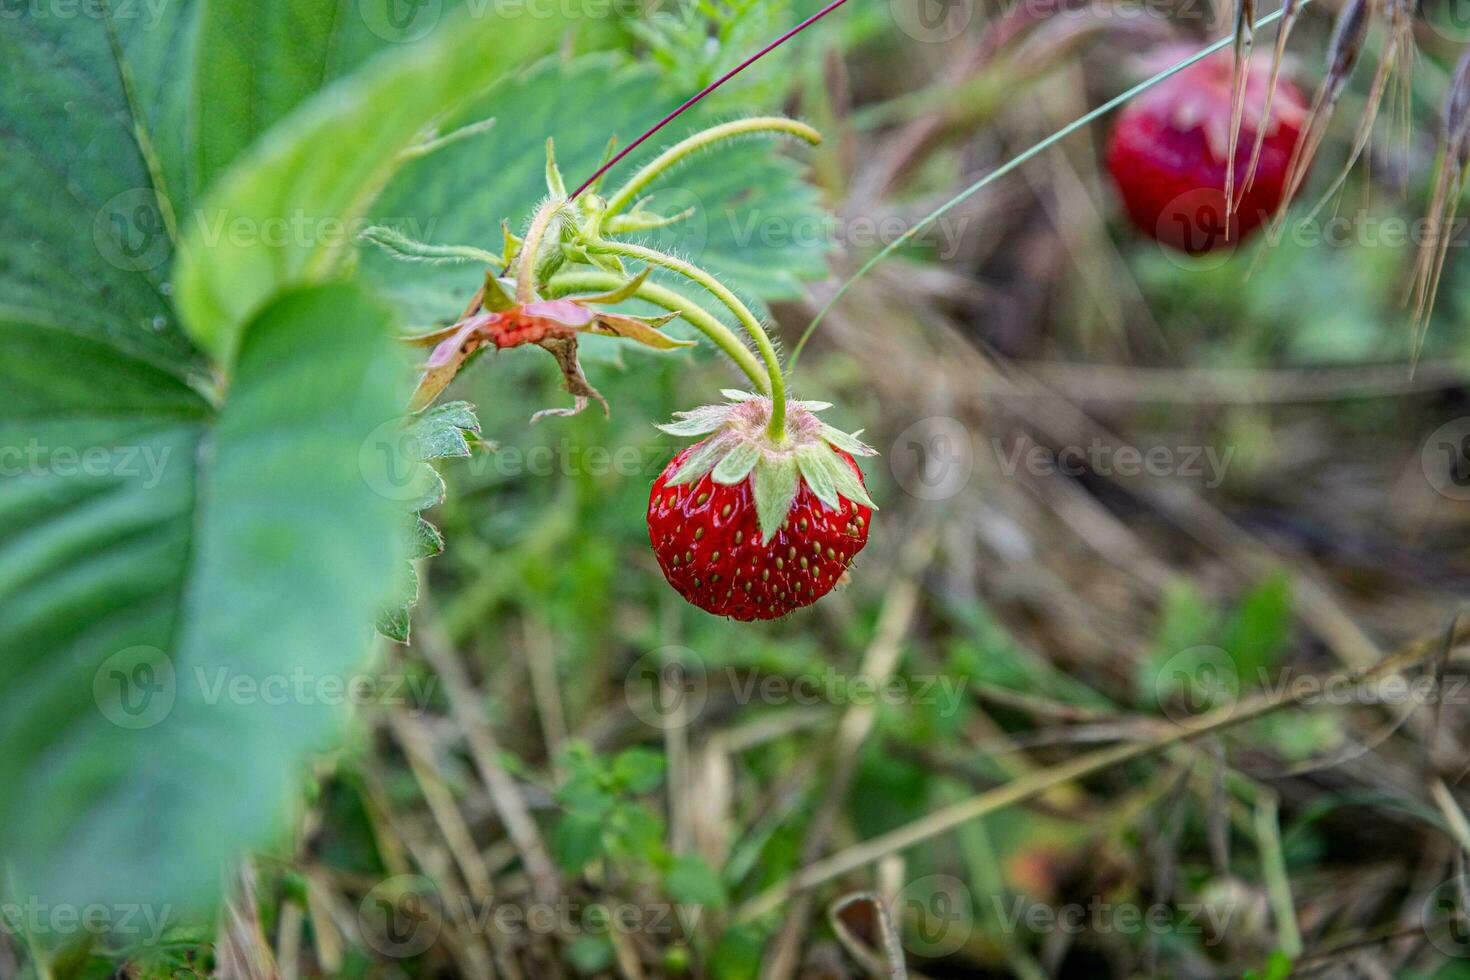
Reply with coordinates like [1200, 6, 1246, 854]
[7, 0, 1470, 976]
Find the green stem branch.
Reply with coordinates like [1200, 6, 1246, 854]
[544, 271, 769, 393]
[586, 239, 787, 439]
[602, 117, 821, 219]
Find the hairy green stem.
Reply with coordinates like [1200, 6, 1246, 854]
[544, 270, 769, 392]
[586, 239, 787, 440]
[787, 3, 1300, 371]
[516, 198, 565, 304]
[602, 117, 822, 219]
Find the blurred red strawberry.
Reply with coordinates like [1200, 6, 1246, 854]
[1106, 48, 1308, 254]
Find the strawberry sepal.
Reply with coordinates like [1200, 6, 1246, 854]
[655, 391, 877, 541]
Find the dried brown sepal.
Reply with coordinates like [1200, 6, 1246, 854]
[1240, 0, 1304, 200]
[407, 315, 495, 411]
[403, 290, 691, 413]
[1407, 45, 1470, 362]
[531, 334, 609, 422]
[1387, 0, 1417, 173]
[1260, 0, 1372, 244]
[1224, 0, 1258, 232]
[1303, 0, 1419, 223]
[591, 311, 691, 350]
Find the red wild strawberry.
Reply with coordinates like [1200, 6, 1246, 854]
[647, 392, 876, 621]
[1106, 48, 1308, 254]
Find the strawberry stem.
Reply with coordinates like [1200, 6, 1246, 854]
[586, 239, 787, 440]
[602, 117, 822, 218]
[544, 270, 770, 392]
[516, 198, 566, 304]
[567, 0, 855, 201]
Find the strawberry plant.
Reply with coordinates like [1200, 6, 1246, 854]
[10, 0, 1470, 975]
[364, 107, 879, 625]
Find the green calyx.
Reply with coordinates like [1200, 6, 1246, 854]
[657, 392, 878, 541]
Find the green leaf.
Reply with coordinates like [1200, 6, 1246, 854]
[413, 518, 446, 559]
[359, 55, 831, 328]
[376, 605, 412, 645]
[664, 854, 727, 908]
[710, 923, 767, 980]
[566, 935, 615, 974]
[1221, 574, 1293, 680]
[174, 11, 566, 365]
[409, 401, 481, 460]
[0, 0, 471, 381]
[753, 456, 800, 541]
[0, 283, 409, 915]
[0, 5, 204, 376]
[553, 811, 607, 872]
[611, 748, 666, 794]
[191, 2, 461, 196]
[656, 405, 734, 437]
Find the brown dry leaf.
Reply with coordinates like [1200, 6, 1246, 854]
[531, 334, 609, 422]
[593, 311, 692, 350]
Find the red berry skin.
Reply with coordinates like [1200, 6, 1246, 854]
[1106, 51, 1307, 254]
[647, 446, 872, 621]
